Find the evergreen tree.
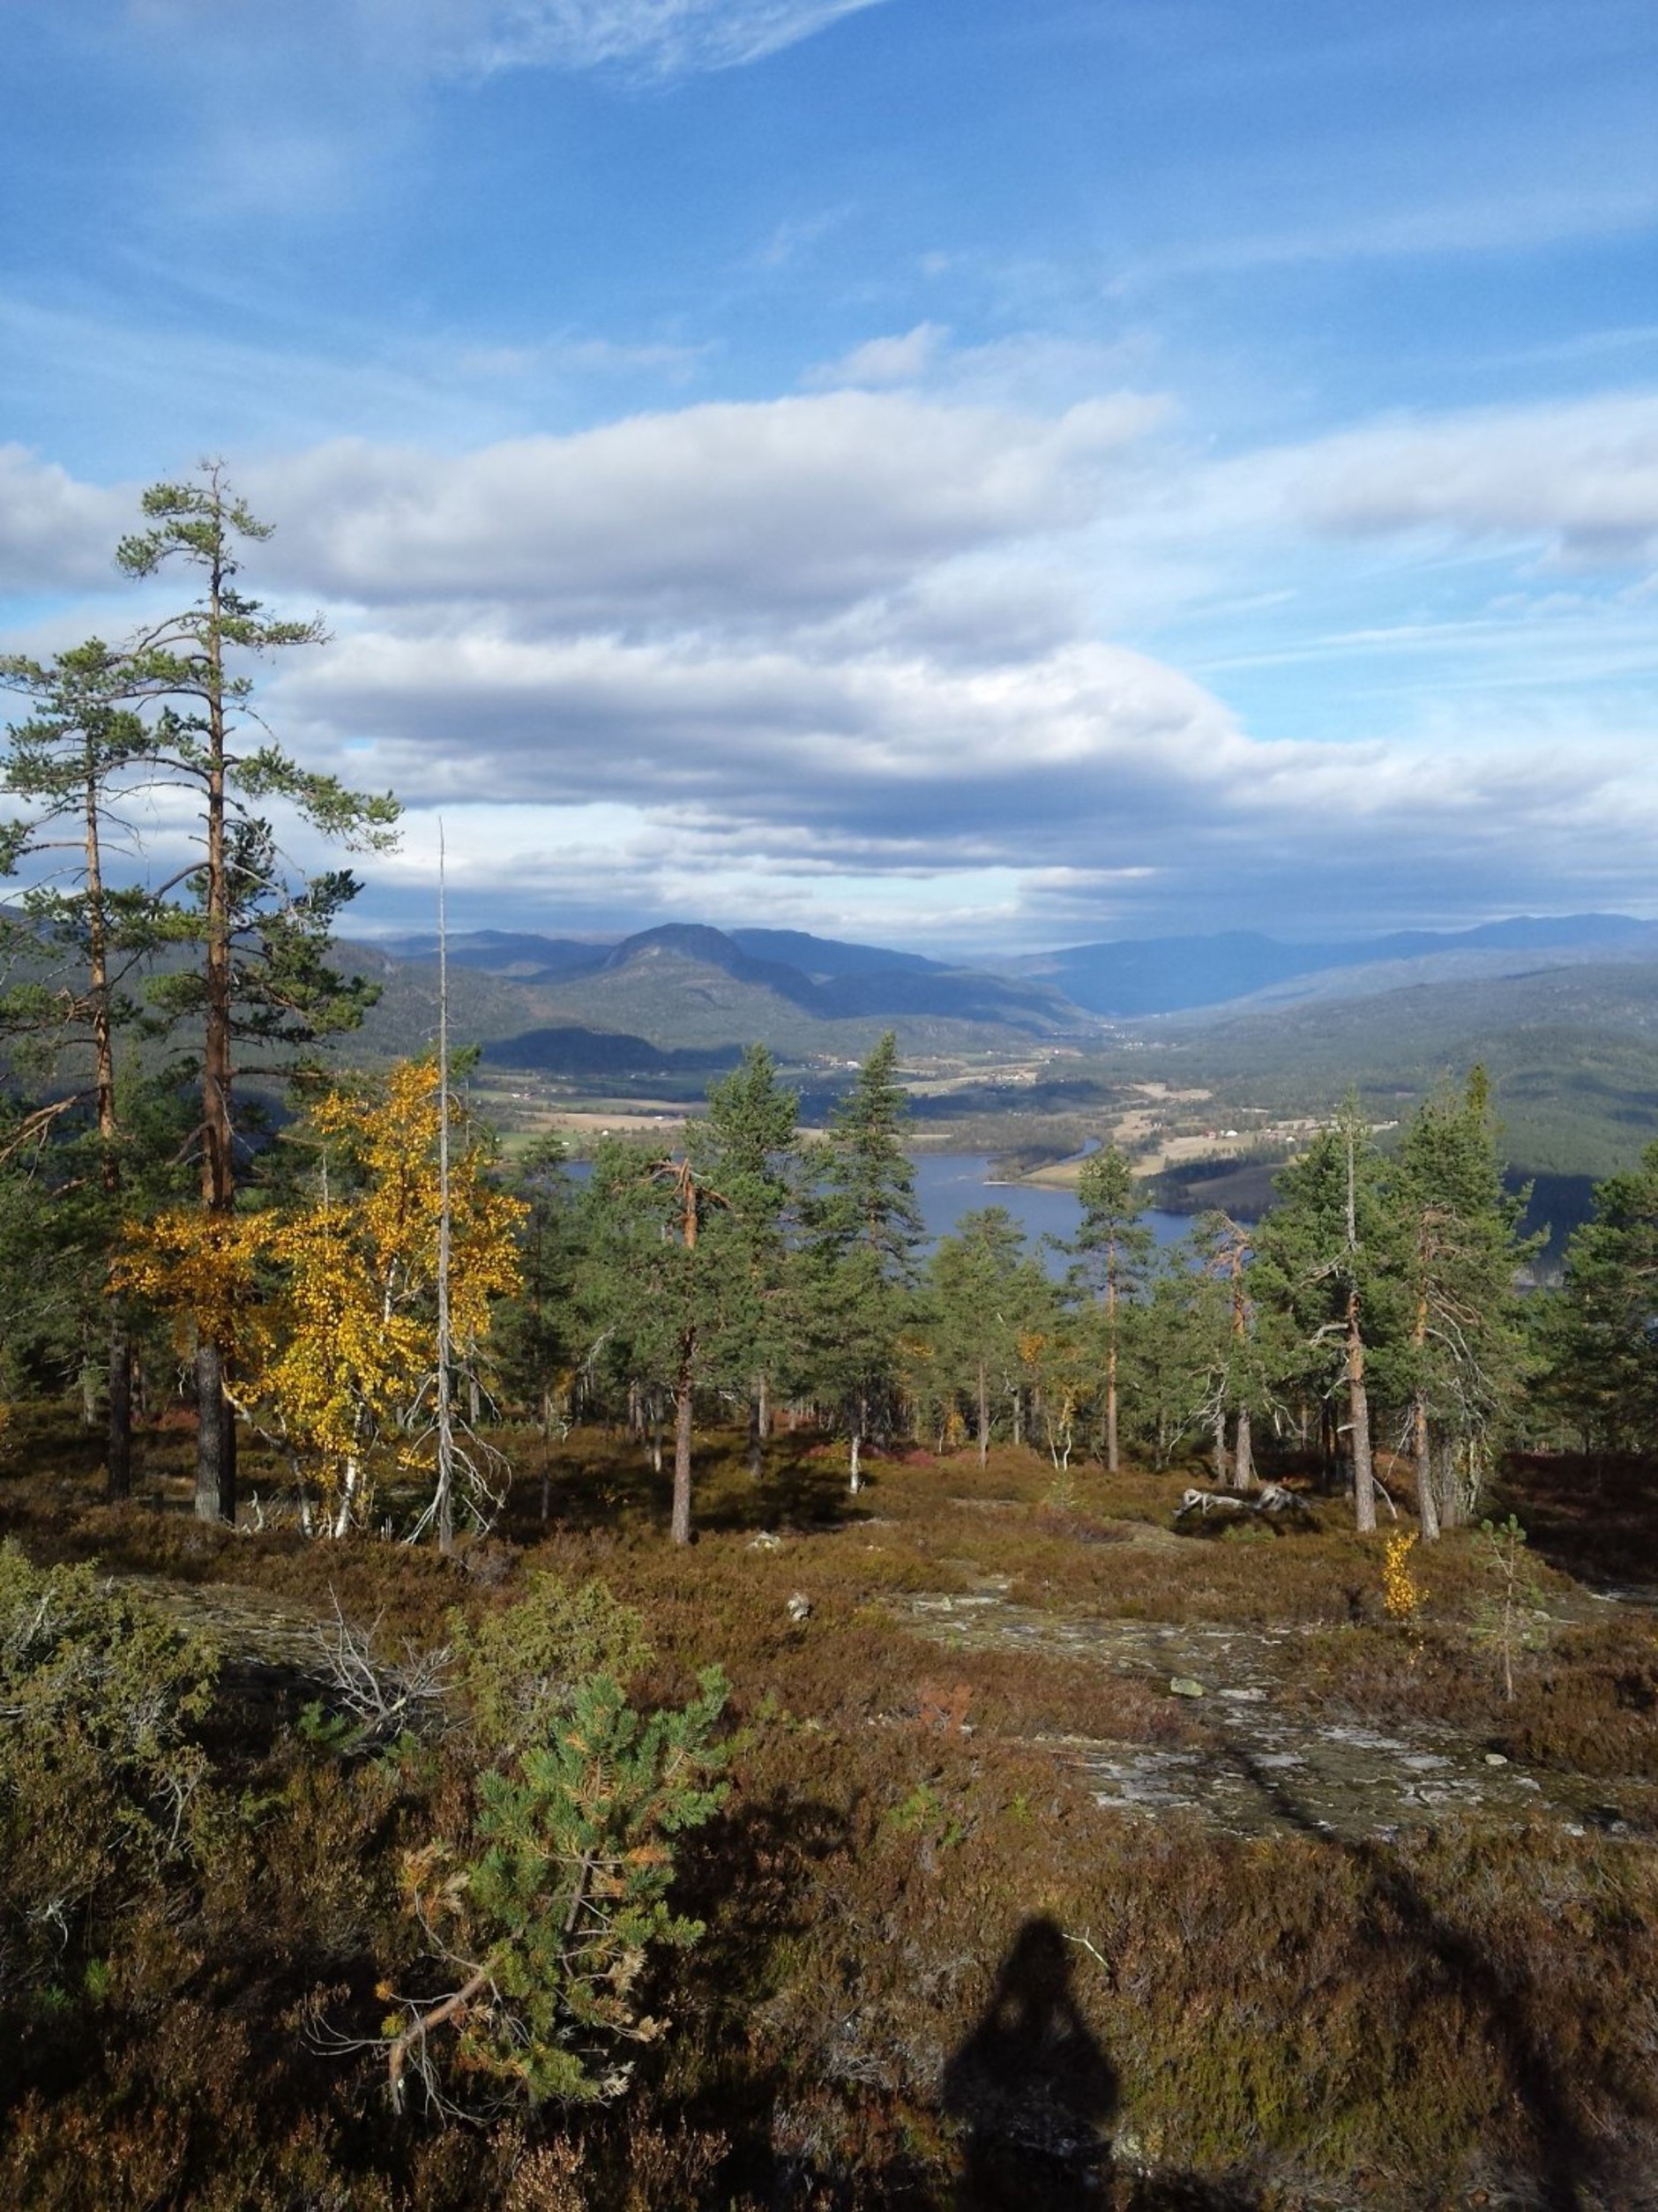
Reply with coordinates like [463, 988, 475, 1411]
[117, 465, 400, 1523]
[1549, 1141, 1658, 1452]
[494, 1136, 583, 1519]
[1068, 1145, 1153, 1473]
[803, 1031, 922, 1488]
[577, 1063, 793, 1546]
[1393, 1071, 1538, 1535]
[1185, 1211, 1273, 1490]
[686, 1045, 802, 1479]
[922, 1207, 1034, 1468]
[0, 639, 155, 1493]
[1252, 1096, 1402, 1530]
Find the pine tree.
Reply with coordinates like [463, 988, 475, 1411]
[686, 1045, 801, 1480]
[576, 1101, 764, 1545]
[922, 1207, 1035, 1468]
[1252, 1096, 1402, 1531]
[116, 465, 399, 1523]
[494, 1135, 582, 1520]
[1069, 1145, 1153, 1473]
[1549, 1142, 1658, 1452]
[0, 639, 155, 1494]
[1185, 1210, 1272, 1490]
[803, 1031, 922, 1488]
[1393, 1071, 1538, 1535]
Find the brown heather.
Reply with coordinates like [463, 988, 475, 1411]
[2, 1412, 1656, 2208]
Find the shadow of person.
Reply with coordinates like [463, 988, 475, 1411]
[942, 1916, 1117, 2209]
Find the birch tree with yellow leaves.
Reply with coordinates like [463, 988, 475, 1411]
[118, 1057, 523, 1537]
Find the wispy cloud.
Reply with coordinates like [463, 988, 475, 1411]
[1216, 390, 1658, 569]
[1111, 186, 1658, 291]
[455, 334, 708, 383]
[382, 0, 890, 80]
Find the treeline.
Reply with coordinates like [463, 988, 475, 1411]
[490, 1050, 1658, 1542]
[4, 999, 1654, 1552]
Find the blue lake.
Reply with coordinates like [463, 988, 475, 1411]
[911, 1155, 1188, 1274]
[566, 1153, 1190, 1273]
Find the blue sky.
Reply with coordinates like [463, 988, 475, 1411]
[4, 0, 1658, 950]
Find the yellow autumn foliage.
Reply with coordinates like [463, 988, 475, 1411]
[116, 1058, 525, 1528]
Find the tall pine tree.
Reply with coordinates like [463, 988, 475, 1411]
[117, 465, 399, 1522]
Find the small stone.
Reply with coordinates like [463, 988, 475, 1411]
[1483, 1752, 1509, 1767]
[784, 1593, 811, 1624]
[1169, 1675, 1206, 1699]
[747, 1531, 783, 1551]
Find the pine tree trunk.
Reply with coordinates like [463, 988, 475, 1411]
[1414, 1393, 1440, 1541]
[1213, 1408, 1228, 1486]
[977, 1359, 990, 1469]
[747, 1386, 763, 1482]
[1437, 1439, 1465, 1529]
[195, 568, 237, 1525]
[671, 1349, 694, 1545]
[106, 1320, 132, 1502]
[195, 1339, 235, 1525]
[1348, 1294, 1375, 1533]
[1233, 1405, 1255, 1491]
[1105, 1336, 1120, 1474]
[86, 746, 134, 1503]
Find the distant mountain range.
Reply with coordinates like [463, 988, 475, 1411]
[368, 914, 1658, 1065]
[368, 922, 1088, 1072]
[1012, 915, 1658, 1017]
[345, 915, 1658, 1179]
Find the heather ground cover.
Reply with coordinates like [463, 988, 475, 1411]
[2, 1412, 1655, 2209]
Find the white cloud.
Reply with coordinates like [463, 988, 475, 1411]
[271, 601, 1658, 935]
[12, 384, 1658, 944]
[806, 324, 950, 389]
[0, 447, 132, 594]
[1214, 390, 1658, 569]
[251, 391, 1169, 619]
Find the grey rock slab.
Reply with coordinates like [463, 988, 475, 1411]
[890, 1588, 1622, 1843]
